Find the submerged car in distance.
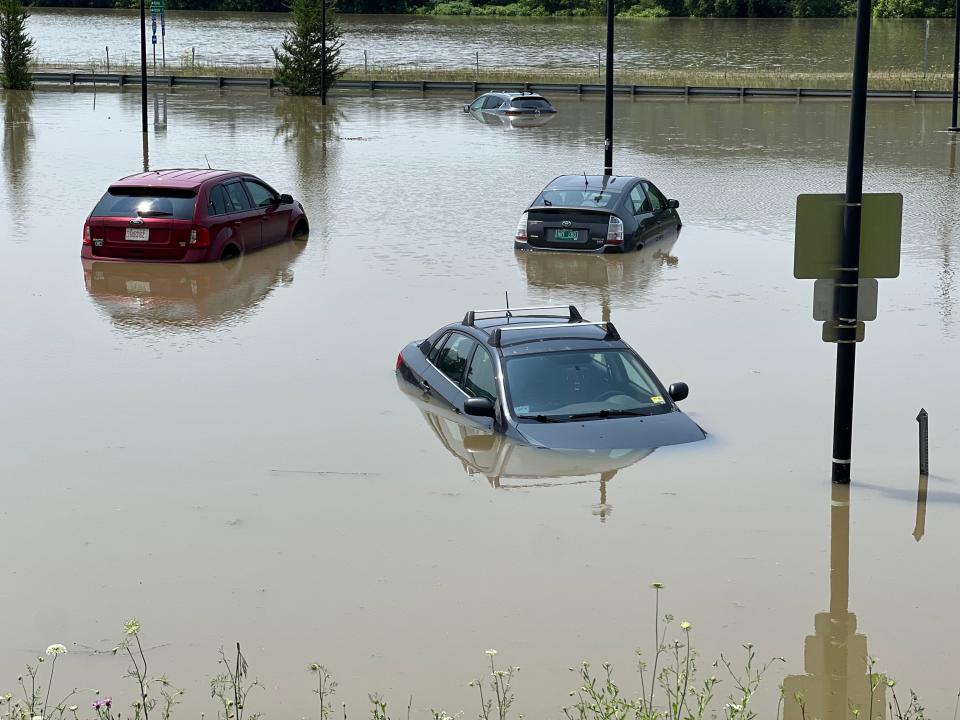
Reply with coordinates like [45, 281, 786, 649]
[463, 91, 557, 117]
[396, 305, 705, 451]
[515, 175, 681, 253]
[82, 169, 309, 263]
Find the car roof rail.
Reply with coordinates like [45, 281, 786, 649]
[463, 305, 583, 327]
[489, 321, 620, 347]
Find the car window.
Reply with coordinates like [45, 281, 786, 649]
[208, 185, 228, 216]
[537, 189, 620, 209]
[630, 186, 652, 214]
[224, 181, 252, 212]
[511, 98, 552, 110]
[428, 333, 450, 364]
[483, 96, 504, 110]
[642, 181, 664, 211]
[243, 180, 277, 209]
[434, 333, 476, 386]
[470, 97, 485, 111]
[463, 348, 497, 402]
[91, 188, 197, 220]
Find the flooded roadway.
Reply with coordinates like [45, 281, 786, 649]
[1, 88, 959, 718]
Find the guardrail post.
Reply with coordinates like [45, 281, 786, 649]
[167, 75, 173, 87]
[217, 76, 224, 88]
[739, 86, 745, 98]
[420, 80, 426, 93]
[118, 74, 125, 87]
[267, 78, 274, 90]
[577, 83, 583, 95]
[70, 73, 76, 85]
[796, 87, 802, 100]
[472, 80, 477, 93]
[684, 85, 690, 98]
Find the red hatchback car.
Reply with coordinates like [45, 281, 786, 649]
[81, 169, 309, 262]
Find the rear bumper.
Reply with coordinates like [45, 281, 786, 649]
[514, 240, 622, 254]
[81, 245, 213, 263]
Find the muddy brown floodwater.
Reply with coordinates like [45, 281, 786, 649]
[1, 88, 958, 719]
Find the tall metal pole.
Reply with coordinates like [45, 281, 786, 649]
[140, 0, 148, 134]
[831, 0, 872, 484]
[320, 0, 327, 106]
[950, 0, 959, 131]
[603, 0, 614, 176]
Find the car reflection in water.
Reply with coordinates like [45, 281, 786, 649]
[81, 239, 306, 334]
[467, 108, 558, 130]
[407, 393, 654, 521]
[517, 235, 679, 319]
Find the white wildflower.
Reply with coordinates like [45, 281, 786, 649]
[46, 644, 67, 656]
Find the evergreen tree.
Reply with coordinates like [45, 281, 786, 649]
[273, 0, 343, 97]
[0, 0, 35, 90]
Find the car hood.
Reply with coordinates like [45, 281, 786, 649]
[514, 410, 706, 450]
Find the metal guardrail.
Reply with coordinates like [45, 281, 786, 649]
[30, 72, 954, 99]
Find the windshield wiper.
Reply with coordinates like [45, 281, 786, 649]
[516, 414, 565, 423]
[567, 408, 657, 420]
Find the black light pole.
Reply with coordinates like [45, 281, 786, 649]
[320, 0, 327, 106]
[831, 0, 872, 484]
[603, 0, 614, 175]
[140, 0, 148, 133]
[950, 0, 959, 132]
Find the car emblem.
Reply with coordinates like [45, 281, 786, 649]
[561, 220, 572, 228]
[130, 217, 144, 225]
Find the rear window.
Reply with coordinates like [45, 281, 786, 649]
[91, 187, 197, 220]
[534, 188, 620, 208]
[511, 98, 552, 110]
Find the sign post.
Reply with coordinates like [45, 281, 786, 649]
[139, 0, 147, 134]
[603, 0, 613, 176]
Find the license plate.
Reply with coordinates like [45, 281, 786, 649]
[126, 280, 151, 293]
[554, 229, 580, 242]
[125, 228, 149, 242]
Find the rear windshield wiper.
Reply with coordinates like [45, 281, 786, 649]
[567, 408, 658, 420]
[137, 211, 173, 217]
[515, 414, 565, 423]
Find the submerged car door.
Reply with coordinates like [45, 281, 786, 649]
[222, 180, 262, 251]
[628, 184, 658, 247]
[243, 179, 289, 248]
[419, 332, 477, 415]
[642, 181, 676, 241]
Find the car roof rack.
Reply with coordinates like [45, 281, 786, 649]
[463, 305, 583, 327]
[489, 321, 620, 347]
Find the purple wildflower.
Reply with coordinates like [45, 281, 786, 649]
[93, 700, 104, 710]
[104, 698, 112, 708]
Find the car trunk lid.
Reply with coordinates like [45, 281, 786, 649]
[87, 186, 197, 260]
[525, 206, 614, 251]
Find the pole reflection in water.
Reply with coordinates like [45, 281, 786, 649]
[913, 473, 929, 542]
[142, 131, 150, 173]
[783, 485, 886, 720]
[81, 240, 306, 336]
[516, 233, 680, 320]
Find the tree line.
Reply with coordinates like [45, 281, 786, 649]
[22, 0, 960, 21]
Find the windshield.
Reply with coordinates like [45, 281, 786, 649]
[91, 188, 198, 219]
[535, 188, 620, 209]
[504, 349, 671, 421]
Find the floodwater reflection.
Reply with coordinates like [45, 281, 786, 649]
[2, 91, 34, 233]
[517, 234, 679, 319]
[81, 240, 306, 334]
[467, 109, 558, 130]
[783, 485, 887, 720]
[411, 396, 654, 520]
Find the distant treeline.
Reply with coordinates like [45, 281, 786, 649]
[31, 0, 957, 19]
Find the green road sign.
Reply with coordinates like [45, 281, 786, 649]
[794, 193, 903, 279]
[822, 320, 865, 343]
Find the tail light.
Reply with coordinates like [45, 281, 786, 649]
[83, 224, 92, 245]
[606, 216, 624, 245]
[504, 110, 521, 116]
[515, 212, 529, 242]
[396, 353, 404, 370]
[189, 226, 210, 248]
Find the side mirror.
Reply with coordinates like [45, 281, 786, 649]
[464, 434, 496, 452]
[463, 397, 495, 417]
[278, 193, 294, 205]
[463, 104, 471, 113]
[668, 382, 689, 402]
[667, 199, 680, 209]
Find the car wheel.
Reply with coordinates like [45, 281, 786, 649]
[292, 219, 309, 241]
[220, 243, 241, 261]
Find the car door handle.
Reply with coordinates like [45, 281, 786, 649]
[233, 221, 242, 226]
[419, 379, 431, 392]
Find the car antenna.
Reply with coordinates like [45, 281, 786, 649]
[204, 154, 211, 170]
[505, 290, 512, 318]
[583, 171, 588, 189]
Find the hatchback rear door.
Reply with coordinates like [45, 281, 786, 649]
[87, 187, 196, 261]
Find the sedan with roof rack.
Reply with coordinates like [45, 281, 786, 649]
[515, 175, 681, 253]
[82, 169, 309, 263]
[396, 305, 705, 451]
